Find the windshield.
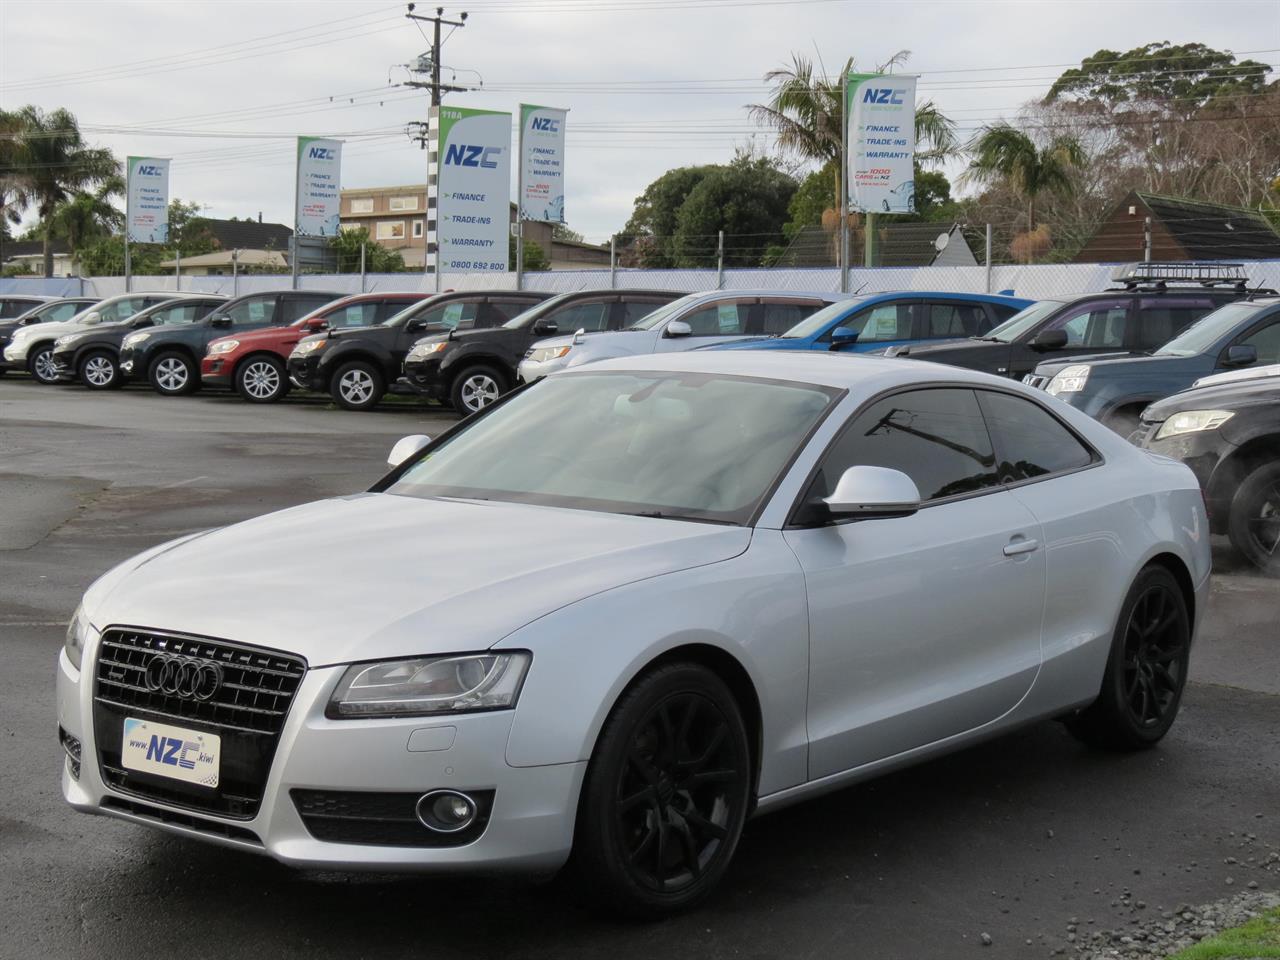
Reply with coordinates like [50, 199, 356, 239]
[387, 371, 838, 524]
[778, 298, 865, 339]
[626, 293, 703, 330]
[500, 293, 578, 330]
[21, 300, 90, 324]
[984, 299, 1067, 342]
[1154, 301, 1267, 357]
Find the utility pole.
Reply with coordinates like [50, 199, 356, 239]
[403, 5, 467, 280]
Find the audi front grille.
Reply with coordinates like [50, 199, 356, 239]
[92, 628, 307, 819]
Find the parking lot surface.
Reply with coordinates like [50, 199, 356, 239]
[2, 378, 1277, 960]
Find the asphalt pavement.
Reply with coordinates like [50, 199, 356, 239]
[1, 377, 1277, 960]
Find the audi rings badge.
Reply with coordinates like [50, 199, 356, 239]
[144, 655, 222, 701]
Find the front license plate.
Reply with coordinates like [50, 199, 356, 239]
[121, 718, 220, 789]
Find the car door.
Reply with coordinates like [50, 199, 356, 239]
[1008, 296, 1133, 378]
[757, 298, 827, 336]
[830, 299, 920, 353]
[785, 387, 1046, 778]
[657, 297, 756, 352]
[1216, 314, 1280, 371]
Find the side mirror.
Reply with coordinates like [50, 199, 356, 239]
[209, 315, 232, 328]
[1223, 343, 1258, 368]
[79, 311, 102, 326]
[829, 326, 859, 351]
[387, 434, 431, 467]
[665, 319, 692, 338]
[406, 318, 427, 332]
[306, 319, 328, 332]
[822, 465, 921, 519]
[422, 321, 448, 332]
[532, 320, 559, 336]
[1031, 329, 1069, 352]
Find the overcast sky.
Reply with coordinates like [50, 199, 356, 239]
[2, 0, 1278, 244]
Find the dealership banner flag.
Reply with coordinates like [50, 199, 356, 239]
[294, 137, 343, 237]
[846, 73, 917, 214]
[436, 107, 512, 273]
[126, 156, 170, 243]
[519, 105, 567, 223]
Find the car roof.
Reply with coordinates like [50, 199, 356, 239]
[675, 289, 851, 305]
[574, 345, 1015, 392]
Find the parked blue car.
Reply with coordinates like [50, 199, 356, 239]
[1027, 296, 1280, 433]
[701, 291, 1033, 355]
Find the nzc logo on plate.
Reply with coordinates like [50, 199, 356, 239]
[444, 144, 503, 169]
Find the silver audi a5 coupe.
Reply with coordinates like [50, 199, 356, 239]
[57, 351, 1210, 915]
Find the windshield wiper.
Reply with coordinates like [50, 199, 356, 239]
[623, 510, 733, 525]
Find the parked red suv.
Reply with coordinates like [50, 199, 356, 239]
[202, 292, 432, 402]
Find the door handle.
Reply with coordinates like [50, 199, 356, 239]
[1003, 538, 1040, 557]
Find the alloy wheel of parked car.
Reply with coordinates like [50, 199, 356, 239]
[29, 344, 58, 384]
[236, 356, 288, 403]
[1066, 566, 1189, 750]
[575, 663, 750, 916]
[451, 366, 505, 414]
[79, 350, 119, 390]
[150, 352, 198, 396]
[330, 360, 384, 411]
[1228, 462, 1280, 573]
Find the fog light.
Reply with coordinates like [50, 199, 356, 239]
[415, 790, 477, 833]
[59, 727, 82, 781]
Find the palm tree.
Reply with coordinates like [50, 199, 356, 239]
[747, 53, 959, 210]
[962, 123, 1085, 232]
[50, 175, 124, 259]
[0, 108, 31, 268]
[8, 106, 118, 277]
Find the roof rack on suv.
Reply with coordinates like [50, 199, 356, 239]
[1109, 261, 1251, 290]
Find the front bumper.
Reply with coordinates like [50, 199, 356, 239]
[3, 343, 29, 365]
[517, 354, 571, 384]
[200, 355, 234, 389]
[286, 355, 326, 392]
[401, 356, 448, 400]
[57, 639, 582, 873]
[51, 347, 80, 382]
[1137, 422, 1234, 530]
[118, 345, 145, 381]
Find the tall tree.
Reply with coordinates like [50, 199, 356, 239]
[962, 124, 1085, 233]
[671, 156, 797, 267]
[49, 175, 123, 258]
[8, 106, 118, 277]
[0, 108, 30, 267]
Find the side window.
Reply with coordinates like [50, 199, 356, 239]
[153, 305, 202, 325]
[1, 301, 32, 318]
[990, 303, 1023, 324]
[100, 298, 149, 322]
[681, 301, 752, 336]
[809, 388, 1000, 503]
[283, 296, 334, 323]
[1236, 320, 1280, 365]
[617, 299, 670, 328]
[843, 303, 913, 343]
[760, 301, 822, 335]
[1137, 297, 1217, 349]
[977, 391, 1095, 482]
[327, 303, 379, 328]
[489, 299, 539, 324]
[418, 301, 478, 330]
[926, 302, 988, 338]
[224, 296, 277, 327]
[45, 303, 83, 322]
[547, 301, 611, 333]
[1046, 298, 1129, 347]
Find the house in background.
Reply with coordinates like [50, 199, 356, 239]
[771, 222, 978, 268]
[339, 185, 610, 270]
[1074, 192, 1280, 263]
[159, 217, 293, 276]
[1, 239, 76, 277]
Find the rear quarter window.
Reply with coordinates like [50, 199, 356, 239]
[977, 390, 1096, 482]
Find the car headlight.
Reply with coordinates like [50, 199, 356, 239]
[1046, 364, 1091, 395]
[409, 341, 448, 360]
[123, 332, 151, 347]
[528, 345, 571, 364]
[293, 339, 327, 356]
[208, 339, 240, 355]
[65, 603, 89, 671]
[326, 652, 531, 719]
[1154, 409, 1235, 440]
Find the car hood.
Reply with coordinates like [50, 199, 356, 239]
[1034, 352, 1169, 377]
[698, 336, 783, 351]
[221, 324, 301, 346]
[1144, 377, 1280, 421]
[84, 493, 750, 667]
[12, 319, 96, 342]
[883, 337, 993, 359]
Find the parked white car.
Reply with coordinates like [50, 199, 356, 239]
[58, 351, 1208, 915]
[2, 292, 177, 383]
[516, 289, 848, 383]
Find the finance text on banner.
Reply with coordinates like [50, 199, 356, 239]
[846, 73, 918, 214]
[519, 105, 567, 223]
[295, 137, 343, 237]
[436, 107, 511, 273]
[126, 157, 170, 244]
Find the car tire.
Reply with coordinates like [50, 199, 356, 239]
[149, 351, 199, 396]
[1065, 565, 1191, 751]
[79, 349, 121, 390]
[235, 355, 290, 403]
[330, 360, 384, 411]
[572, 662, 751, 918]
[1227, 461, 1280, 573]
[1102, 406, 1143, 439]
[27, 343, 58, 384]
[449, 364, 506, 415]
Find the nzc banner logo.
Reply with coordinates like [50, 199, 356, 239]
[137, 164, 164, 176]
[863, 88, 907, 105]
[307, 146, 336, 161]
[444, 144, 503, 169]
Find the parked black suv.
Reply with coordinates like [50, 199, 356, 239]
[882, 263, 1262, 380]
[0, 298, 98, 370]
[1137, 366, 1280, 572]
[287, 289, 551, 411]
[51, 295, 227, 389]
[401, 289, 684, 413]
[120, 289, 344, 395]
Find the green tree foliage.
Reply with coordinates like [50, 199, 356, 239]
[329, 226, 407, 273]
[962, 124, 1085, 232]
[49, 177, 123, 256]
[618, 165, 716, 267]
[1045, 42, 1272, 111]
[75, 199, 220, 276]
[509, 233, 550, 271]
[671, 157, 797, 267]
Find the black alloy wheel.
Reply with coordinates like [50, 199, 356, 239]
[1067, 565, 1190, 750]
[574, 663, 750, 917]
[1228, 462, 1280, 574]
[235, 355, 289, 403]
[28, 343, 58, 384]
[79, 349, 120, 390]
